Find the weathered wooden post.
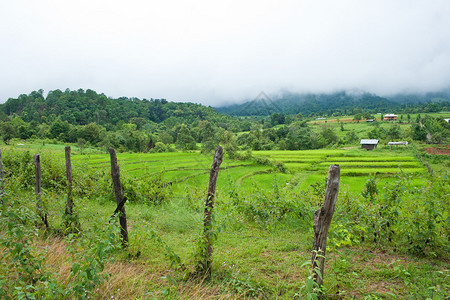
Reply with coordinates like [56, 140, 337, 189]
[311, 164, 340, 287]
[65, 146, 74, 215]
[34, 154, 49, 228]
[198, 145, 223, 276]
[64, 146, 80, 232]
[109, 147, 128, 248]
[0, 148, 4, 203]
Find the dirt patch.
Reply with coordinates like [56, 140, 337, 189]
[425, 145, 450, 155]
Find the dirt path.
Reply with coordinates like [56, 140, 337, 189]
[425, 145, 450, 155]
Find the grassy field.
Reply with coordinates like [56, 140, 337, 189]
[63, 147, 429, 197]
[309, 112, 450, 146]
[0, 142, 448, 299]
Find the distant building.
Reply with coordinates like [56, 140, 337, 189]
[360, 139, 379, 150]
[366, 119, 374, 122]
[383, 114, 397, 121]
[388, 141, 408, 149]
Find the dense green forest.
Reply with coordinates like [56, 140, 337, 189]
[216, 91, 450, 116]
[0, 89, 449, 153]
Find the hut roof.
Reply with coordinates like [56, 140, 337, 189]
[360, 139, 379, 145]
[388, 141, 408, 145]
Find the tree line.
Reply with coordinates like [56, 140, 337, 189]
[0, 89, 448, 153]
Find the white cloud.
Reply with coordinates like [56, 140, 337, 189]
[1, 0, 449, 105]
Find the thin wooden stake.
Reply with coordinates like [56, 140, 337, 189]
[311, 164, 340, 287]
[64, 146, 80, 232]
[65, 146, 74, 215]
[109, 147, 128, 247]
[199, 145, 223, 276]
[34, 154, 48, 228]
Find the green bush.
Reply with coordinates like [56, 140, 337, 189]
[122, 172, 172, 205]
[152, 142, 167, 153]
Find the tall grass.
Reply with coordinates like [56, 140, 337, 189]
[0, 147, 448, 298]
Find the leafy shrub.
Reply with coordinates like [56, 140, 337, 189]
[252, 156, 271, 166]
[0, 197, 44, 298]
[1, 149, 112, 201]
[152, 142, 167, 153]
[401, 178, 449, 256]
[237, 179, 308, 226]
[2, 149, 34, 189]
[122, 172, 172, 205]
[0, 195, 122, 299]
[361, 174, 378, 201]
[66, 216, 120, 298]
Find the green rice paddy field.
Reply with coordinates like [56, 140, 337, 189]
[2, 142, 449, 299]
[71, 147, 430, 196]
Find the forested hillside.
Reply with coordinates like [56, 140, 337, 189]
[216, 91, 450, 116]
[0, 89, 250, 152]
[0, 89, 448, 153]
[0, 89, 232, 128]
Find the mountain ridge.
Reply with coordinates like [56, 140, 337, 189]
[215, 90, 450, 116]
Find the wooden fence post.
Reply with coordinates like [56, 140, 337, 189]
[198, 145, 223, 276]
[311, 164, 340, 287]
[0, 148, 4, 203]
[109, 147, 128, 248]
[65, 146, 74, 215]
[34, 154, 49, 228]
[64, 146, 80, 232]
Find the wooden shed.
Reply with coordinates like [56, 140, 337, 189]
[383, 114, 397, 121]
[360, 139, 379, 150]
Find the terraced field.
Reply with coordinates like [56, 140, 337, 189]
[255, 149, 427, 192]
[73, 148, 427, 196]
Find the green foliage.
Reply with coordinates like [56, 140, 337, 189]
[217, 91, 449, 116]
[402, 178, 448, 256]
[411, 124, 427, 141]
[310, 176, 327, 200]
[361, 174, 378, 201]
[222, 271, 266, 298]
[423, 115, 450, 144]
[0, 145, 448, 298]
[317, 125, 339, 147]
[122, 171, 172, 205]
[237, 178, 307, 226]
[344, 130, 359, 144]
[353, 113, 362, 122]
[176, 124, 197, 151]
[66, 216, 120, 299]
[0, 197, 49, 299]
[152, 141, 167, 153]
[270, 113, 285, 126]
[0, 122, 16, 144]
[297, 253, 325, 300]
[2, 150, 35, 189]
[0, 193, 127, 299]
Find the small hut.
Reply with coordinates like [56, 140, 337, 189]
[383, 114, 397, 121]
[360, 139, 379, 150]
[388, 141, 408, 149]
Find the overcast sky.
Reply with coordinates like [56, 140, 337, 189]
[1, 0, 449, 106]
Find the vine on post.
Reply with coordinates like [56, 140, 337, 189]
[311, 164, 340, 288]
[196, 145, 223, 277]
[109, 147, 128, 248]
